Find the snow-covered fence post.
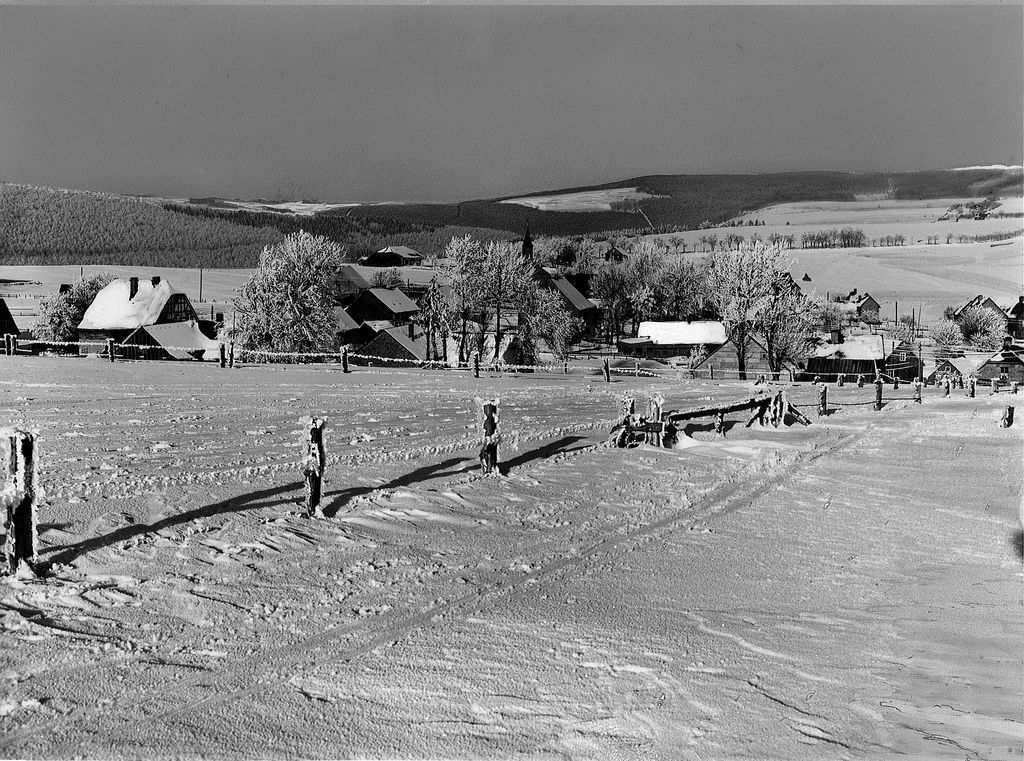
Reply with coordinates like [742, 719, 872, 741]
[943, 377, 951, 397]
[990, 379, 1000, 395]
[341, 347, 349, 374]
[478, 398, 500, 474]
[107, 338, 116, 362]
[219, 343, 227, 369]
[648, 395, 664, 446]
[957, 375, 964, 389]
[873, 378, 884, 411]
[837, 374, 845, 387]
[302, 417, 327, 518]
[563, 360, 568, 375]
[228, 342, 235, 368]
[857, 374, 864, 388]
[817, 384, 828, 417]
[602, 358, 610, 383]
[968, 377, 976, 398]
[893, 376, 899, 390]
[3, 335, 10, 356]
[913, 380, 923, 404]
[1012, 382, 1019, 395]
[714, 410, 726, 436]
[9, 335, 17, 355]
[634, 361, 640, 377]
[473, 351, 480, 379]
[813, 375, 821, 385]
[2, 428, 38, 576]
[1001, 406, 1014, 428]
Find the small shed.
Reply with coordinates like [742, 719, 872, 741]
[618, 321, 727, 360]
[928, 356, 985, 384]
[346, 288, 419, 326]
[601, 243, 628, 263]
[122, 321, 219, 361]
[358, 246, 424, 268]
[975, 345, 1024, 385]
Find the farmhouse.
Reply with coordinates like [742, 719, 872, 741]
[0, 298, 19, 337]
[355, 324, 522, 367]
[333, 306, 376, 347]
[835, 289, 881, 323]
[954, 295, 1007, 323]
[78, 276, 198, 349]
[533, 267, 599, 330]
[346, 288, 419, 326]
[975, 343, 1024, 385]
[122, 321, 219, 361]
[358, 246, 424, 268]
[884, 340, 922, 381]
[600, 242, 628, 263]
[692, 333, 797, 379]
[928, 356, 986, 384]
[332, 265, 371, 307]
[618, 320, 727, 360]
[1006, 296, 1024, 340]
[800, 333, 885, 381]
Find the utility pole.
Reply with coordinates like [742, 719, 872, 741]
[199, 267, 204, 303]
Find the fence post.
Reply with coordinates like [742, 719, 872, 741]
[219, 343, 227, 369]
[3, 335, 9, 356]
[603, 357, 611, 383]
[714, 410, 725, 436]
[968, 377, 976, 398]
[817, 384, 828, 417]
[1012, 381, 1019, 395]
[342, 347, 349, 374]
[302, 417, 327, 518]
[913, 380, 923, 404]
[709, 364, 714, 380]
[944, 377, 951, 397]
[893, 376, 899, 390]
[2, 428, 38, 576]
[563, 360, 568, 375]
[874, 378, 884, 411]
[990, 379, 1000, 395]
[10, 335, 17, 355]
[857, 374, 864, 388]
[473, 352, 480, 379]
[106, 338, 116, 363]
[479, 399, 500, 474]
[635, 361, 640, 377]
[228, 342, 235, 368]
[837, 374, 845, 387]
[1001, 406, 1015, 428]
[813, 375, 821, 385]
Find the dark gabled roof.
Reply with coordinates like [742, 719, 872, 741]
[376, 245, 423, 260]
[955, 294, 1006, 317]
[534, 267, 596, 314]
[360, 325, 427, 361]
[0, 298, 18, 335]
[361, 287, 419, 315]
[979, 346, 1024, 366]
[333, 306, 360, 333]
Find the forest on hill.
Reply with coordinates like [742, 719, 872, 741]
[2, 168, 1019, 267]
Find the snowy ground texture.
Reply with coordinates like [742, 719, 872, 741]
[0, 358, 1021, 760]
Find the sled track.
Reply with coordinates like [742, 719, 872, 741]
[4, 428, 864, 749]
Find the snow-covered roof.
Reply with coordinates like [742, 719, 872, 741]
[128, 321, 219, 361]
[364, 288, 419, 314]
[813, 334, 885, 360]
[79, 279, 183, 331]
[377, 246, 423, 260]
[935, 356, 987, 377]
[636, 321, 727, 346]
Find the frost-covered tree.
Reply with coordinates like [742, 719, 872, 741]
[233, 232, 347, 355]
[368, 267, 403, 289]
[35, 273, 115, 343]
[441, 235, 488, 363]
[931, 319, 965, 357]
[591, 263, 630, 344]
[956, 305, 1006, 350]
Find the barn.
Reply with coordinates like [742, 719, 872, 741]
[77, 276, 198, 351]
[618, 321, 727, 360]
[800, 334, 886, 381]
[346, 288, 419, 326]
[358, 246, 424, 268]
[121, 321, 220, 361]
[693, 333, 797, 380]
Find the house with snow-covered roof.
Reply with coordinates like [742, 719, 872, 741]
[346, 288, 419, 326]
[78, 276, 198, 349]
[799, 333, 885, 381]
[358, 246, 424, 268]
[618, 320, 727, 360]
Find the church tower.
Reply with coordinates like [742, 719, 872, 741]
[521, 222, 533, 262]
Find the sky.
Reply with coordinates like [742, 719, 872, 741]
[0, 4, 1021, 203]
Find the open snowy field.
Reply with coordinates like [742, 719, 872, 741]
[0, 358, 1021, 759]
[500, 188, 662, 212]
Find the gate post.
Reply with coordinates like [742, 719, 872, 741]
[303, 417, 327, 518]
[2, 429, 38, 576]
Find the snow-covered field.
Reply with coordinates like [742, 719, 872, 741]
[1, 358, 1021, 758]
[500, 188, 661, 212]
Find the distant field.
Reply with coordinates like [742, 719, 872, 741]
[500, 187, 662, 212]
[644, 197, 1023, 321]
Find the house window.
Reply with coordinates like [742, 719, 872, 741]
[898, 352, 907, 362]
[1000, 365, 1010, 381]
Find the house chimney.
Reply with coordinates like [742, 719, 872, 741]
[151, 276, 161, 287]
[408, 322, 415, 338]
[129, 277, 139, 299]
[1003, 335, 1014, 350]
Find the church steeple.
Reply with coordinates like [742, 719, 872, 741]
[521, 222, 533, 261]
